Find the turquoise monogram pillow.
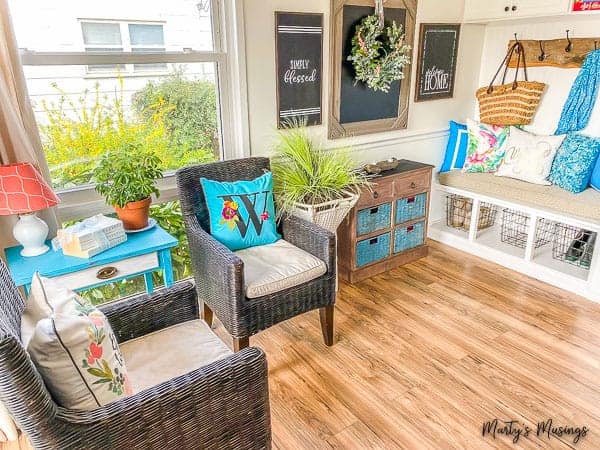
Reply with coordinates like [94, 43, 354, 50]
[549, 134, 600, 194]
[201, 172, 281, 251]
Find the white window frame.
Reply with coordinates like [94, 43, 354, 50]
[80, 20, 168, 75]
[18, 0, 250, 223]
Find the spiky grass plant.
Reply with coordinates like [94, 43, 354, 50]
[271, 120, 370, 216]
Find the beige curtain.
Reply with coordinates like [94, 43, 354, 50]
[0, 0, 59, 255]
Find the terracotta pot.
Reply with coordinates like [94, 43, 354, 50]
[114, 197, 151, 230]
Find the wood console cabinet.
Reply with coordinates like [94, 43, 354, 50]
[338, 160, 434, 283]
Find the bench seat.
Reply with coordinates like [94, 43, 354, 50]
[438, 171, 600, 226]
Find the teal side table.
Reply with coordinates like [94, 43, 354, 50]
[5, 225, 178, 295]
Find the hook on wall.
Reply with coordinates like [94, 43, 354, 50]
[538, 40, 546, 61]
[514, 33, 521, 53]
[565, 30, 573, 53]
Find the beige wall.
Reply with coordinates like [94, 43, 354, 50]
[242, 0, 484, 170]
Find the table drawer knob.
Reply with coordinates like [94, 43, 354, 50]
[96, 266, 118, 280]
[373, 191, 380, 199]
[410, 182, 417, 189]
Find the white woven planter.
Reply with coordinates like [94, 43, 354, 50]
[290, 192, 359, 233]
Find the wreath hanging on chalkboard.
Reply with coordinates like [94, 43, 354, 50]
[347, 1, 411, 93]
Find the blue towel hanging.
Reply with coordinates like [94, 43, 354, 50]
[555, 49, 600, 135]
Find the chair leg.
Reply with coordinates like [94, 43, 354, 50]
[233, 337, 250, 352]
[319, 305, 335, 346]
[202, 302, 213, 328]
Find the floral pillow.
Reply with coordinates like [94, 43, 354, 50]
[200, 172, 281, 251]
[25, 274, 132, 410]
[463, 119, 510, 173]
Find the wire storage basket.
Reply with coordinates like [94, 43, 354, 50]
[446, 195, 498, 232]
[552, 223, 596, 270]
[500, 209, 554, 249]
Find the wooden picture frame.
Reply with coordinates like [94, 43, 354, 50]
[414, 23, 460, 102]
[328, 0, 417, 139]
[275, 12, 324, 128]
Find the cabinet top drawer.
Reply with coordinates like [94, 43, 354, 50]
[357, 180, 394, 208]
[394, 171, 431, 197]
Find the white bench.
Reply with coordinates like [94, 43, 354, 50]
[428, 171, 600, 303]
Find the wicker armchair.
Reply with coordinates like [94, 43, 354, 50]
[0, 258, 271, 450]
[176, 157, 337, 351]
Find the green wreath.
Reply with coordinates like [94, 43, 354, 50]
[347, 15, 411, 93]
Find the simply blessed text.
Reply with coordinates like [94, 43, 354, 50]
[284, 59, 317, 85]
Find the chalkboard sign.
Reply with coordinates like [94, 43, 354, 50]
[275, 12, 323, 128]
[340, 6, 406, 124]
[415, 23, 460, 102]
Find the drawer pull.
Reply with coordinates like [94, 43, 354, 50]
[369, 238, 378, 245]
[373, 191, 380, 199]
[97, 266, 118, 280]
[370, 207, 379, 214]
[407, 197, 415, 204]
[407, 226, 414, 232]
[410, 182, 417, 189]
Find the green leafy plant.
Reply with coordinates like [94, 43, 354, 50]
[271, 120, 370, 215]
[347, 15, 411, 93]
[93, 143, 163, 208]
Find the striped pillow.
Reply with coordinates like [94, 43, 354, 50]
[440, 121, 468, 172]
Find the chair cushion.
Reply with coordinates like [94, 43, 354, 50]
[120, 320, 232, 393]
[26, 274, 132, 410]
[235, 239, 327, 299]
[200, 172, 281, 251]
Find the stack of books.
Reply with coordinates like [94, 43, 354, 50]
[57, 215, 127, 258]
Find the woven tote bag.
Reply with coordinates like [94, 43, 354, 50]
[476, 42, 546, 126]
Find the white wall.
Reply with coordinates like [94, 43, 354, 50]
[479, 17, 600, 137]
[242, 0, 485, 173]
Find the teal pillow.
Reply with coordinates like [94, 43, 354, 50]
[200, 172, 281, 251]
[549, 133, 600, 193]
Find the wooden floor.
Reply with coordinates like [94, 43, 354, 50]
[220, 241, 600, 449]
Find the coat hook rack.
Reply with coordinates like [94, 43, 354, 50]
[514, 33, 520, 53]
[538, 40, 546, 61]
[508, 36, 600, 68]
[565, 30, 573, 53]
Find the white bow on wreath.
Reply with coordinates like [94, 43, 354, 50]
[347, 0, 411, 93]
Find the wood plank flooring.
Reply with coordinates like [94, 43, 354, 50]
[221, 240, 600, 449]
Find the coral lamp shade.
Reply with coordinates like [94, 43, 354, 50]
[0, 163, 60, 215]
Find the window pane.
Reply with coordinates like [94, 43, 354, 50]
[132, 47, 167, 71]
[9, 0, 215, 52]
[81, 22, 122, 46]
[23, 64, 221, 190]
[129, 24, 164, 46]
[85, 47, 125, 72]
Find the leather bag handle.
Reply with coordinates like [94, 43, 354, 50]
[487, 42, 529, 94]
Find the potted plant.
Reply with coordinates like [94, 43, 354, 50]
[93, 143, 163, 230]
[271, 121, 370, 232]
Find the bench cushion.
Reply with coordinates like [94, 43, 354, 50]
[438, 171, 600, 225]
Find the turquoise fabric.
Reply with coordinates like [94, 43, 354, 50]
[549, 134, 600, 193]
[591, 155, 600, 191]
[440, 121, 468, 173]
[201, 172, 281, 251]
[555, 49, 600, 135]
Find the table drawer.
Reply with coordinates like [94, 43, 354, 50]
[357, 182, 394, 208]
[395, 193, 427, 224]
[357, 203, 392, 236]
[394, 221, 425, 253]
[51, 253, 159, 291]
[394, 172, 431, 197]
[356, 232, 391, 268]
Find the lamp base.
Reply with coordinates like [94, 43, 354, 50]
[13, 213, 50, 257]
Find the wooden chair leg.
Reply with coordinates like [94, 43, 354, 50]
[319, 305, 335, 346]
[233, 337, 250, 352]
[202, 302, 213, 328]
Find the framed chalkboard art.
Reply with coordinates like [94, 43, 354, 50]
[415, 23, 460, 102]
[329, 0, 417, 139]
[275, 12, 323, 128]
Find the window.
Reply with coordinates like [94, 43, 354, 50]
[8, 0, 230, 191]
[81, 21, 167, 73]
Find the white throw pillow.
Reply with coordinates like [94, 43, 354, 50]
[495, 127, 566, 185]
[25, 275, 132, 410]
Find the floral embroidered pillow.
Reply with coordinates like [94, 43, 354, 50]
[26, 275, 132, 410]
[463, 119, 510, 173]
[201, 172, 281, 251]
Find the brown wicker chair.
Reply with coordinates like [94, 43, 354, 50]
[0, 258, 271, 450]
[176, 157, 336, 351]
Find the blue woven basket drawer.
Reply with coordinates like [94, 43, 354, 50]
[356, 203, 392, 236]
[395, 193, 427, 224]
[356, 232, 390, 268]
[394, 221, 425, 253]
